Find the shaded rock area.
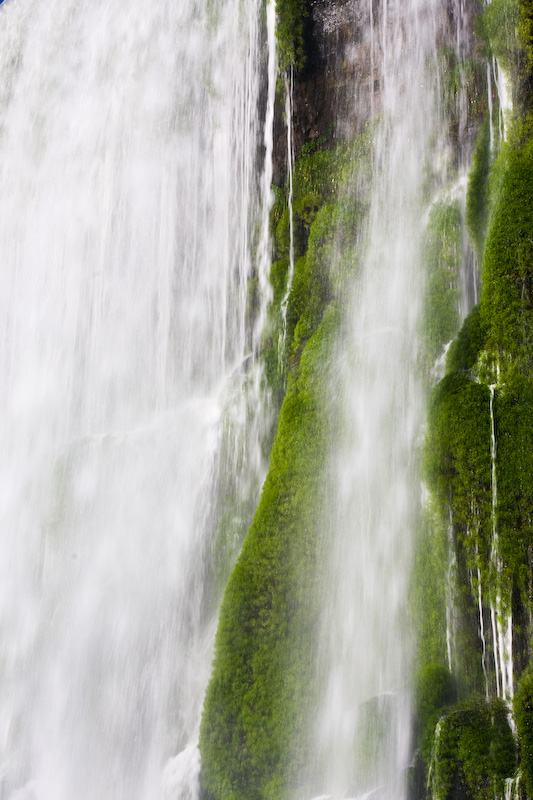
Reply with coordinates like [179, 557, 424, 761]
[272, 0, 484, 185]
[272, 0, 377, 184]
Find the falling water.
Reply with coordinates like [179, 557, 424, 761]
[0, 0, 270, 797]
[446, 509, 459, 675]
[476, 556, 490, 700]
[311, 1, 451, 796]
[488, 384, 514, 701]
[279, 68, 295, 364]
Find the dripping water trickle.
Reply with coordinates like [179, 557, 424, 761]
[279, 66, 295, 368]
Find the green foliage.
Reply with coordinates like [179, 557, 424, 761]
[430, 700, 516, 800]
[481, 136, 533, 370]
[518, 0, 533, 77]
[494, 373, 533, 596]
[199, 304, 340, 800]
[418, 36, 533, 800]
[514, 667, 533, 796]
[265, 135, 370, 397]
[411, 505, 449, 674]
[423, 372, 492, 696]
[276, 0, 308, 72]
[466, 119, 492, 258]
[476, 0, 533, 107]
[201, 128, 372, 800]
[421, 132, 533, 714]
[415, 665, 457, 764]
[445, 305, 488, 375]
[425, 373, 492, 547]
[476, 0, 521, 73]
[421, 201, 462, 371]
[437, 48, 488, 136]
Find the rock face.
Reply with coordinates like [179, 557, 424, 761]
[273, 0, 483, 184]
[202, 1, 533, 799]
[273, 0, 376, 184]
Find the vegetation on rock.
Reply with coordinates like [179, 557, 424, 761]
[201, 129, 371, 800]
[429, 700, 516, 800]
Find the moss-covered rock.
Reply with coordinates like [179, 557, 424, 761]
[424, 373, 492, 542]
[275, 0, 309, 72]
[265, 135, 370, 399]
[445, 305, 488, 375]
[429, 699, 516, 800]
[480, 137, 533, 370]
[421, 200, 463, 373]
[494, 373, 533, 599]
[416, 665, 458, 765]
[513, 667, 533, 796]
[465, 118, 492, 260]
[423, 371, 492, 697]
[199, 303, 339, 800]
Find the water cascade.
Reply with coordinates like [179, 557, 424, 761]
[476, 552, 490, 700]
[0, 0, 271, 796]
[311, 1, 455, 795]
[489, 383, 514, 702]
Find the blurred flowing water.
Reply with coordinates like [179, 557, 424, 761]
[310, 1, 466, 797]
[0, 0, 270, 796]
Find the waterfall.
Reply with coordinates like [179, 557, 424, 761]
[476, 560, 490, 700]
[0, 0, 270, 797]
[311, 1, 450, 796]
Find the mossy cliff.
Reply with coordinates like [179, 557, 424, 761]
[199, 301, 338, 800]
[201, 0, 533, 799]
[413, 2, 533, 798]
[199, 0, 377, 793]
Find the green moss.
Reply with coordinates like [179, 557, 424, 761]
[415, 664, 457, 764]
[421, 200, 463, 372]
[445, 305, 489, 375]
[466, 118, 492, 259]
[287, 205, 334, 360]
[514, 667, 533, 796]
[411, 504, 449, 675]
[416, 28, 533, 798]
[476, 0, 521, 74]
[275, 0, 308, 72]
[476, 0, 533, 112]
[480, 136, 533, 370]
[266, 135, 370, 390]
[423, 373, 492, 696]
[430, 699, 516, 800]
[437, 48, 488, 137]
[425, 374, 492, 542]
[199, 303, 340, 800]
[200, 130, 371, 800]
[493, 373, 533, 597]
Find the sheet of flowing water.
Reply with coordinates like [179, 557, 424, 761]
[0, 0, 267, 797]
[311, 1, 449, 797]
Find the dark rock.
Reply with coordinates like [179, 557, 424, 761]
[273, 0, 378, 185]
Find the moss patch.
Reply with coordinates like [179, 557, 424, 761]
[276, 0, 308, 72]
[429, 699, 516, 800]
[465, 118, 492, 260]
[480, 137, 533, 370]
[199, 303, 339, 800]
[421, 200, 463, 373]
